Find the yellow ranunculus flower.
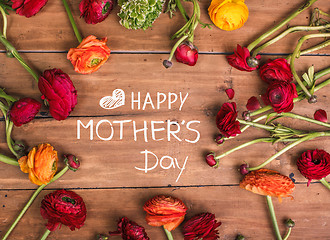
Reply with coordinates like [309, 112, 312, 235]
[18, 143, 58, 185]
[208, 0, 249, 31]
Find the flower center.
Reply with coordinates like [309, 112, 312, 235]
[312, 158, 321, 165]
[102, 2, 110, 14]
[62, 197, 76, 205]
[90, 58, 102, 67]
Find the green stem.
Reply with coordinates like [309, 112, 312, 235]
[40, 229, 51, 240]
[252, 24, 330, 57]
[61, 0, 82, 43]
[0, 92, 17, 103]
[238, 119, 275, 131]
[163, 227, 174, 240]
[283, 228, 292, 240]
[248, 131, 330, 171]
[320, 177, 330, 190]
[286, 40, 330, 60]
[247, 0, 318, 51]
[314, 67, 330, 80]
[290, 33, 330, 100]
[277, 112, 330, 128]
[266, 196, 282, 240]
[0, 6, 7, 39]
[175, 0, 189, 22]
[0, 35, 39, 82]
[0, 153, 19, 166]
[6, 121, 19, 158]
[168, 35, 188, 61]
[1, 166, 69, 240]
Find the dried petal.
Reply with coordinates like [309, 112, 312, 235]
[225, 88, 235, 100]
[246, 96, 261, 111]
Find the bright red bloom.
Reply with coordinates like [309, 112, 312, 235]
[9, 98, 41, 126]
[246, 96, 261, 111]
[259, 58, 293, 83]
[225, 88, 235, 100]
[40, 189, 86, 231]
[143, 195, 187, 231]
[109, 217, 150, 240]
[38, 68, 77, 121]
[314, 109, 327, 123]
[79, 0, 114, 24]
[12, 0, 48, 17]
[226, 44, 260, 72]
[262, 80, 298, 113]
[216, 102, 241, 138]
[183, 212, 221, 240]
[174, 42, 198, 66]
[297, 149, 330, 186]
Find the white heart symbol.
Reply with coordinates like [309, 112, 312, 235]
[99, 89, 125, 110]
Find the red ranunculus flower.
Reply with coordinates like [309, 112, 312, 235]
[109, 217, 150, 240]
[259, 58, 293, 83]
[297, 149, 330, 186]
[226, 44, 261, 72]
[38, 68, 77, 121]
[262, 80, 297, 113]
[216, 102, 241, 138]
[79, 0, 114, 24]
[174, 42, 198, 66]
[9, 98, 41, 126]
[12, 0, 48, 18]
[40, 189, 86, 231]
[183, 212, 222, 240]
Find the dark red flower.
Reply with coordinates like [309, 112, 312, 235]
[175, 42, 198, 66]
[9, 98, 41, 126]
[314, 109, 327, 123]
[12, 0, 48, 18]
[79, 0, 114, 24]
[205, 152, 219, 168]
[246, 96, 261, 111]
[109, 217, 150, 240]
[262, 80, 298, 113]
[38, 68, 77, 121]
[297, 149, 330, 186]
[216, 102, 241, 138]
[225, 88, 235, 100]
[40, 189, 86, 231]
[259, 58, 293, 83]
[183, 212, 221, 240]
[226, 45, 261, 72]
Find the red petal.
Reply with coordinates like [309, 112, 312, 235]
[225, 88, 235, 100]
[314, 109, 327, 123]
[246, 96, 261, 111]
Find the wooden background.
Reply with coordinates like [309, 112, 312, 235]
[0, 0, 329, 239]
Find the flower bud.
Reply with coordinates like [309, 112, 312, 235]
[205, 152, 219, 168]
[64, 154, 80, 172]
[242, 111, 251, 121]
[308, 95, 317, 103]
[236, 234, 245, 240]
[163, 60, 173, 68]
[239, 164, 249, 175]
[96, 234, 108, 240]
[13, 140, 26, 153]
[214, 134, 224, 145]
[174, 41, 198, 66]
[285, 219, 295, 228]
[246, 56, 260, 68]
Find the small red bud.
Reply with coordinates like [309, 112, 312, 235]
[239, 164, 249, 175]
[64, 154, 80, 171]
[205, 152, 219, 168]
[214, 134, 224, 145]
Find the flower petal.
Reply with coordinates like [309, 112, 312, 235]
[314, 109, 327, 123]
[225, 88, 235, 100]
[246, 96, 261, 111]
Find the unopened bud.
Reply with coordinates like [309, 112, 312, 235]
[236, 234, 245, 240]
[242, 111, 251, 121]
[285, 219, 295, 228]
[246, 56, 259, 68]
[205, 152, 219, 168]
[96, 234, 108, 240]
[308, 95, 317, 104]
[64, 154, 80, 171]
[214, 134, 224, 145]
[240, 164, 249, 175]
[163, 60, 173, 68]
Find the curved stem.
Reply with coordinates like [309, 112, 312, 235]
[286, 40, 330, 60]
[61, 0, 83, 43]
[248, 131, 330, 171]
[0, 6, 7, 38]
[40, 229, 51, 240]
[175, 0, 189, 22]
[168, 35, 188, 61]
[320, 177, 330, 190]
[283, 228, 292, 240]
[6, 121, 19, 158]
[247, 0, 318, 51]
[278, 112, 330, 128]
[0, 153, 19, 166]
[1, 166, 69, 240]
[266, 196, 282, 240]
[163, 227, 174, 240]
[252, 24, 330, 57]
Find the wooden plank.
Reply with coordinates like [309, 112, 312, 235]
[0, 185, 329, 239]
[0, 0, 328, 53]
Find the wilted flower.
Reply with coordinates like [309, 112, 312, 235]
[38, 68, 77, 121]
[12, 0, 48, 18]
[174, 42, 198, 66]
[18, 143, 58, 185]
[143, 195, 187, 231]
[208, 0, 249, 31]
[226, 45, 260, 72]
[109, 217, 150, 240]
[40, 189, 87, 231]
[240, 169, 295, 202]
[67, 35, 111, 74]
[225, 88, 235, 100]
[9, 98, 41, 127]
[64, 154, 80, 172]
[314, 109, 327, 123]
[246, 96, 261, 111]
[259, 58, 293, 83]
[205, 152, 219, 168]
[216, 102, 241, 138]
[182, 212, 221, 240]
[262, 80, 298, 113]
[297, 149, 330, 186]
[79, 0, 114, 24]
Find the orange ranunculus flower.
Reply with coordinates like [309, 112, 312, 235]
[143, 195, 187, 231]
[18, 143, 58, 185]
[240, 169, 295, 202]
[208, 0, 248, 31]
[67, 35, 111, 74]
